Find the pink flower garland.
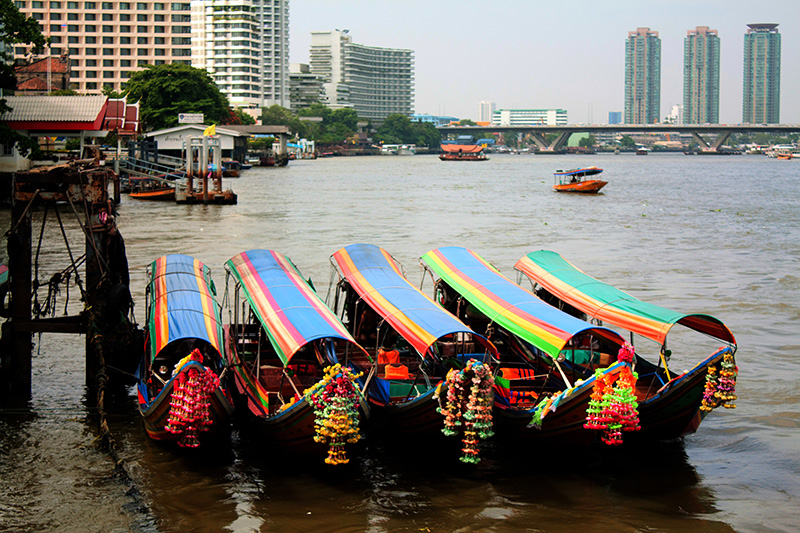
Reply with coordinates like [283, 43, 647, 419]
[164, 350, 220, 448]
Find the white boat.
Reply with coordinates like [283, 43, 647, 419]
[398, 144, 416, 155]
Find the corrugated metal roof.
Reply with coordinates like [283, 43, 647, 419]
[1, 95, 107, 122]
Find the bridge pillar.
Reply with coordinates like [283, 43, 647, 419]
[690, 130, 733, 152]
[530, 133, 549, 151]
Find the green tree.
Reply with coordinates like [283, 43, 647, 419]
[123, 63, 229, 130]
[0, 0, 48, 156]
[411, 121, 441, 147]
[375, 114, 413, 144]
[619, 135, 636, 148]
[51, 89, 79, 96]
[261, 104, 304, 136]
[578, 134, 596, 148]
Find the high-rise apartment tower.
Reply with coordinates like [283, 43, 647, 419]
[624, 27, 661, 124]
[309, 29, 414, 122]
[683, 26, 720, 124]
[478, 101, 495, 123]
[192, 0, 290, 110]
[742, 23, 781, 124]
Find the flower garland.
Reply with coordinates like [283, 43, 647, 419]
[305, 364, 363, 465]
[700, 351, 738, 412]
[584, 366, 640, 446]
[617, 342, 635, 363]
[165, 349, 220, 448]
[435, 359, 494, 464]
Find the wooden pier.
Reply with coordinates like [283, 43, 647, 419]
[1, 155, 139, 401]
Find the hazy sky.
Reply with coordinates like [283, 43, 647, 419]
[289, 0, 799, 124]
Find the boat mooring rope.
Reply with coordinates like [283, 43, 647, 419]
[86, 307, 155, 526]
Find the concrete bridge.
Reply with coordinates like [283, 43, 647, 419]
[437, 124, 800, 153]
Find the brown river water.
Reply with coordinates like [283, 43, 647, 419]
[1, 153, 798, 532]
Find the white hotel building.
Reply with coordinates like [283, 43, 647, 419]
[309, 29, 414, 122]
[492, 109, 568, 127]
[191, 0, 289, 110]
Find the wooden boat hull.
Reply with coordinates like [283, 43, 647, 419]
[130, 188, 175, 201]
[366, 385, 443, 435]
[553, 179, 608, 193]
[635, 346, 733, 440]
[137, 361, 234, 444]
[224, 326, 370, 455]
[493, 363, 625, 446]
[439, 153, 488, 161]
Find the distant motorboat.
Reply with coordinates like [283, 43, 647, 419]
[552, 166, 608, 193]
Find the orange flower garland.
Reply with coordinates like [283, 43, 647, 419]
[584, 366, 640, 446]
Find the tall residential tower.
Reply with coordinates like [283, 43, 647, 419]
[683, 26, 720, 124]
[191, 0, 290, 110]
[624, 27, 661, 124]
[309, 29, 414, 122]
[742, 23, 781, 124]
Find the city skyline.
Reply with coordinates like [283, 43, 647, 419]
[289, 0, 800, 124]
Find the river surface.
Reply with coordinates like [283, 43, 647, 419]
[1, 153, 799, 532]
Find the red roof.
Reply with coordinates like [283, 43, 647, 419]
[2, 95, 139, 134]
[17, 77, 59, 91]
[15, 56, 70, 75]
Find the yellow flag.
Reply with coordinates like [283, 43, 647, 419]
[203, 124, 216, 136]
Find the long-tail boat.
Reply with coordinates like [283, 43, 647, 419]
[137, 254, 234, 448]
[421, 247, 636, 446]
[328, 244, 497, 455]
[224, 249, 369, 464]
[514, 250, 738, 440]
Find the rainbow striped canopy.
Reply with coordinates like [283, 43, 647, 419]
[331, 244, 495, 359]
[226, 249, 360, 366]
[515, 251, 736, 346]
[421, 247, 625, 361]
[0, 264, 7, 286]
[146, 254, 224, 362]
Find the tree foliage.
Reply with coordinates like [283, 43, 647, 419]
[261, 104, 305, 136]
[223, 107, 256, 125]
[578, 134, 596, 147]
[0, 0, 48, 156]
[374, 114, 441, 147]
[123, 63, 229, 131]
[619, 135, 636, 148]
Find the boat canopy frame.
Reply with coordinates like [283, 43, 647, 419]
[420, 247, 627, 366]
[145, 254, 224, 364]
[225, 249, 365, 367]
[514, 251, 737, 349]
[328, 244, 497, 362]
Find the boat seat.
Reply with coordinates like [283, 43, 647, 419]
[500, 367, 542, 380]
[383, 364, 409, 379]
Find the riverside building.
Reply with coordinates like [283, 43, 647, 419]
[683, 26, 720, 124]
[13, 0, 193, 94]
[14, 0, 290, 111]
[624, 27, 661, 125]
[742, 23, 781, 124]
[308, 29, 414, 123]
[491, 109, 567, 127]
[191, 0, 290, 110]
